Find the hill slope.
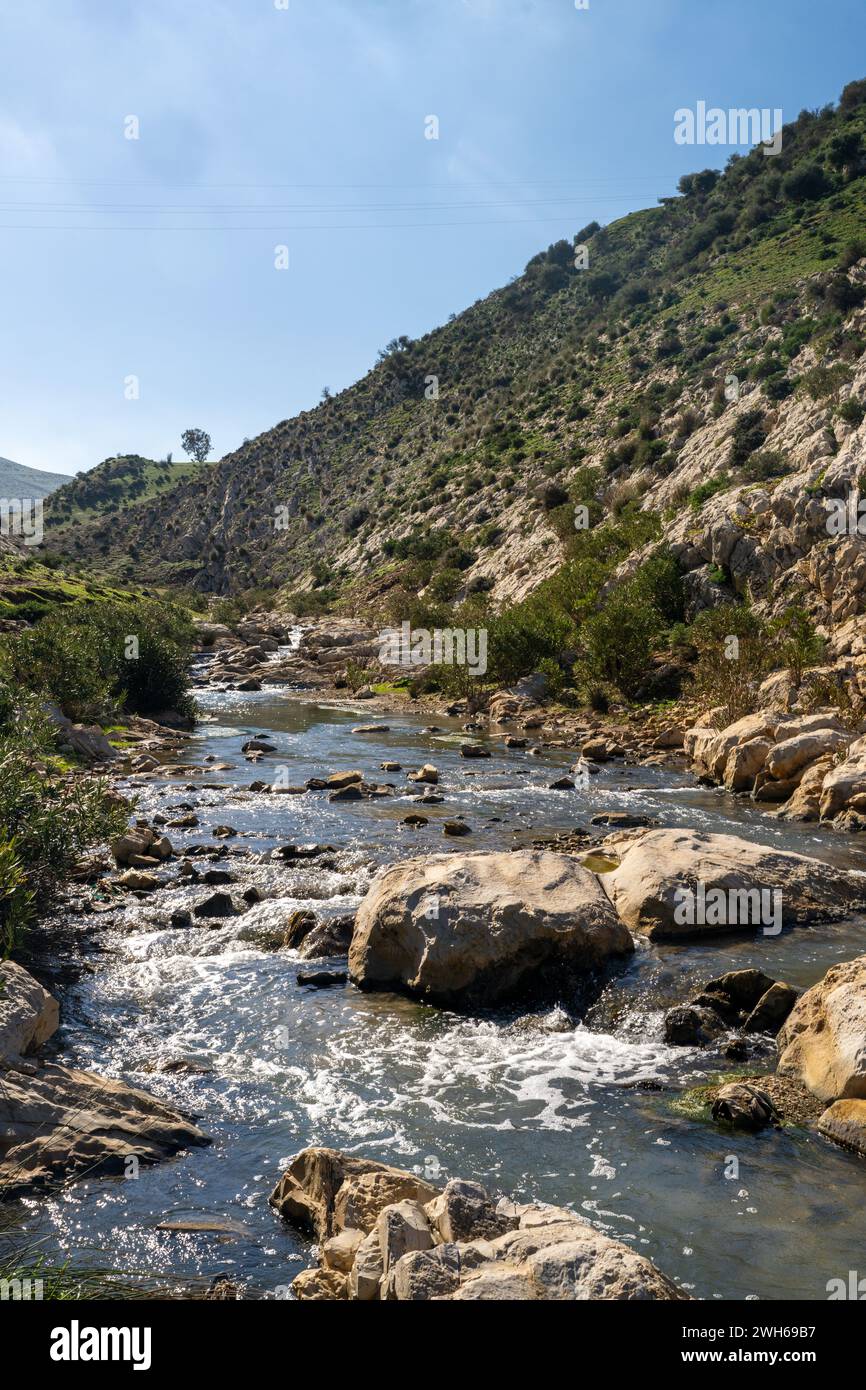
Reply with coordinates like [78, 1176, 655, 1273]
[44, 79, 866, 643]
[0, 457, 69, 499]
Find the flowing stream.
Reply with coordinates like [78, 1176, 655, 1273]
[9, 670, 866, 1300]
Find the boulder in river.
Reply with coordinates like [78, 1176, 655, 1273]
[349, 849, 634, 1009]
[777, 954, 866, 1102]
[601, 828, 866, 940]
[711, 1082, 781, 1132]
[274, 1147, 687, 1301]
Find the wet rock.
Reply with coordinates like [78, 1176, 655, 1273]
[744, 982, 799, 1035]
[242, 885, 263, 905]
[170, 909, 193, 928]
[203, 868, 235, 885]
[282, 909, 318, 950]
[168, 813, 199, 828]
[711, 1082, 781, 1132]
[663, 1005, 726, 1047]
[504, 736, 527, 749]
[381, 761, 402, 772]
[443, 820, 472, 836]
[349, 849, 633, 1010]
[590, 812, 653, 828]
[327, 770, 364, 789]
[581, 738, 609, 762]
[408, 764, 438, 784]
[0, 964, 209, 1199]
[548, 777, 575, 790]
[403, 814, 428, 827]
[298, 915, 354, 960]
[425, 1179, 515, 1244]
[460, 744, 491, 759]
[353, 725, 389, 734]
[242, 737, 277, 753]
[297, 970, 348, 988]
[193, 891, 243, 919]
[212, 825, 238, 838]
[330, 784, 365, 802]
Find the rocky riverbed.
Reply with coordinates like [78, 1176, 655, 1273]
[4, 652, 866, 1301]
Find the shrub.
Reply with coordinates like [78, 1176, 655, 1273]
[687, 604, 769, 723]
[4, 599, 196, 721]
[782, 164, 831, 201]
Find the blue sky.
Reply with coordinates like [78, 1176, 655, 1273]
[1, 0, 864, 477]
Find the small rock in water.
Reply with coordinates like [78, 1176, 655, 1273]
[204, 868, 235, 885]
[460, 744, 491, 759]
[590, 812, 654, 828]
[548, 776, 575, 791]
[353, 724, 389, 734]
[403, 814, 428, 827]
[443, 821, 472, 836]
[297, 969, 348, 988]
[381, 761, 402, 772]
[711, 1083, 781, 1133]
[170, 909, 193, 928]
[330, 784, 365, 802]
[193, 891, 243, 920]
[212, 825, 238, 838]
[408, 764, 438, 784]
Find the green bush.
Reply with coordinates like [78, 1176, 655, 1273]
[3, 599, 196, 720]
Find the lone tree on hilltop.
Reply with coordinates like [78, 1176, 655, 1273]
[181, 428, 212, 463]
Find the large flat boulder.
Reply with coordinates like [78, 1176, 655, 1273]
[601, 829, 866, 940]
[778, 955, 866, 1102]
[348, 850, 633, 1009]
[0, 1062, 209, 1197]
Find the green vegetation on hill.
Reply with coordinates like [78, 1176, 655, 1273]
[45, 453, 200, 530]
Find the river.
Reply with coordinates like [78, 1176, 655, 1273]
[9, 668, 866, 1300]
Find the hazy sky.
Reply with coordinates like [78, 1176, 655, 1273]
[1, 0, 863, 476]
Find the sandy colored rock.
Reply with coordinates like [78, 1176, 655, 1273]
[0, 960, 59, 1059]
[291, 1267, 348, 1300]
[723, 738, 772, 792]
[602, 828, 866, 940]
[322, 1228, 364, 1274]
[766, 728, 849, 781]
[778, 955, 866, 1102]
[816, 1098, 866, 1154]
[349, 849, 633, 1009]
[377, 1199, 434, 1274]
[268, 1146, 438, 1241]
[0, 1061, 209, 1197]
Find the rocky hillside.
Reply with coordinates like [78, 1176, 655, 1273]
[44, 80, 866, 640]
